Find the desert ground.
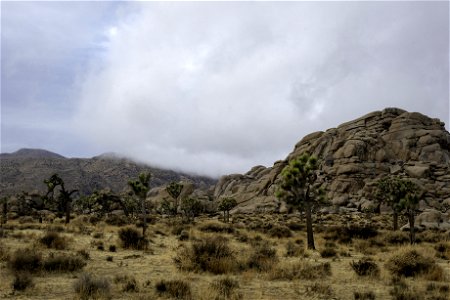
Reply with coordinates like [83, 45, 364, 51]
[1, 212, 449, 300]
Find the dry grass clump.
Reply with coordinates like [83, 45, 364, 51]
[385, 248, 444, 280]
[267, 226, 292, 238]
[210, 276, 241, 300]
[174, 236, 236, 274]
[285, 240, 305, 257]
[0, 244, 10, 261]
[384, 231, 410, 245]
[434, 242, 450, 259]
[353, 290, 376, 300]
[389, 277, 420, 300]
[305, 282, 334, 298]
[198, 221, 234, 234]
[320, 242, 338, 258]
[350, 257, 380, 277]
[155, 279, 192, 300]
[73, 272, 111, 300]
[269, 261, 331, 280]
[42, 253, 86, 272]
[39, 231, 69, 249]
[12, 272, 34, 291]
[246, 242, 277, 272]
[8, 248, 42, 273]
[118, 226, 148, 250]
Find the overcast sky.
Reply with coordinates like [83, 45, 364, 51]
[1, 1, 449, 177]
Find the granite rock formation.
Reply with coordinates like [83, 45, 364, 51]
[214, 108, 450, 218]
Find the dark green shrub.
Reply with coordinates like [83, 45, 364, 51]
[74, 273, 111, 300]
[155, 279, 191, 300]
[8, 249, 42, 273]
[42, 253, 86, 272]
[350, 258, 380, 277]
[267, 226, 292, 238]
[118, 226, 148, 250]
[12, 272, 34, 291]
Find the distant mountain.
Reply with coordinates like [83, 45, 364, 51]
[0, 149, 216, 197]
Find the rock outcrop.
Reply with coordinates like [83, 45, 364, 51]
[214, 108, 450, 215]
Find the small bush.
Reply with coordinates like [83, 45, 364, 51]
[354, 291, 376, 300]
[12, 272, 34, 291]
[108, 245, 116, 252]
[320, 243, 338, 258]
[39, 231, 68, 250]
[350, 258, 380, 277]
[118, 227, 148, 250]
[389, 278, 419, 300]
[105, 214, 128, 226]
[77, 249, 90, 260]
[122, 277, 139, 293]
[386, 249, 440, 278]
[434, 242, 450, 259]
[178, 230, 189, 241]
[0, 244, 9, 261]
[8, 249, 42, 273]
[74, 273, 111, 300]
[42, 253, 86, 272]
[324, 225, 378, 243]
[198, 222, 234, 234]
[306, 282, 334, 297]
[385, 231, 409, 245]
[285, 240, 304, 257]
[270, 261, 331, 280]
[174, 236, 235, 274]
[211, 277, 240, 299]
[246, 242, 277, 272]
[155, 279, 192, 300]
[267, 226, 292, 238]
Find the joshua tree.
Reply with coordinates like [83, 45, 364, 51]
[44, 174, 78, 224]
[165, 181, 183, 216]
[397, 179, 422, 244]
[376, 176, 403, 231]
[218, 197, 237, 223]
[180, 197, 203, 222]
[128, 172, 151, 236]
[276, 153, 325, 250]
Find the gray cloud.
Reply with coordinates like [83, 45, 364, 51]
[2, 2, 448, 177]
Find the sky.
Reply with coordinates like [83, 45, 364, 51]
[1, 1, 449, 177]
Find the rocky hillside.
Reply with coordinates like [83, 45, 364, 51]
[214, 108, 450, 215]
[0, 149, 215, 197]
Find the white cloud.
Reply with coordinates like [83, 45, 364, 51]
[73, 1, 448, 177]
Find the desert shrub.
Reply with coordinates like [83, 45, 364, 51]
[0, 244, 9, 261]
[174, 236, 235, 274]
[416, 231, 442, 243]
[118, 226, 148, 250]
[305, 282, 334, 297]
[106, 256, 113, 262]
[267, 226, 292, 238]
[386, 249, 442, 278]
[350, 258, 380, 277]
[122, 277, 139, 293]
[171, 224, 190, 236]
[270, 261, 331, 280]
[12, 272, 34, 291]
[42, 253, 86, 272]
[18, 216, 34, 224]
[92, 232, 104, 239]
[74, 273, 111, 300]
[155, 279, 192, 300]
[8, 249, 42, 273]
[199, 222, 234, 234]
[320, 242, 338, 258]
[285, 240, 304, 257]
[434, 242, 450, 259]
[39, 231, 68, 250]
[324, 225, 378, 243]
[108, 245, 116, 252]
[211, 277, 240, 299]
[286, 221, 304, 231]
[354, 291, 376, 300]
[385, 231, 410, 245]
[389, 278, 420, 300]
[77, 249, 90, 260]
[105, 214, 128, 226]
[246, 242, 277, 272]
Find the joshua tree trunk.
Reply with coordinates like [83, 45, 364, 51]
[408, 211, 415, 245]
[305, 202, 315, 250]
[141, 197, 147, 237]
[393, 212, 398, 231]
[65, 201, 71, 224]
